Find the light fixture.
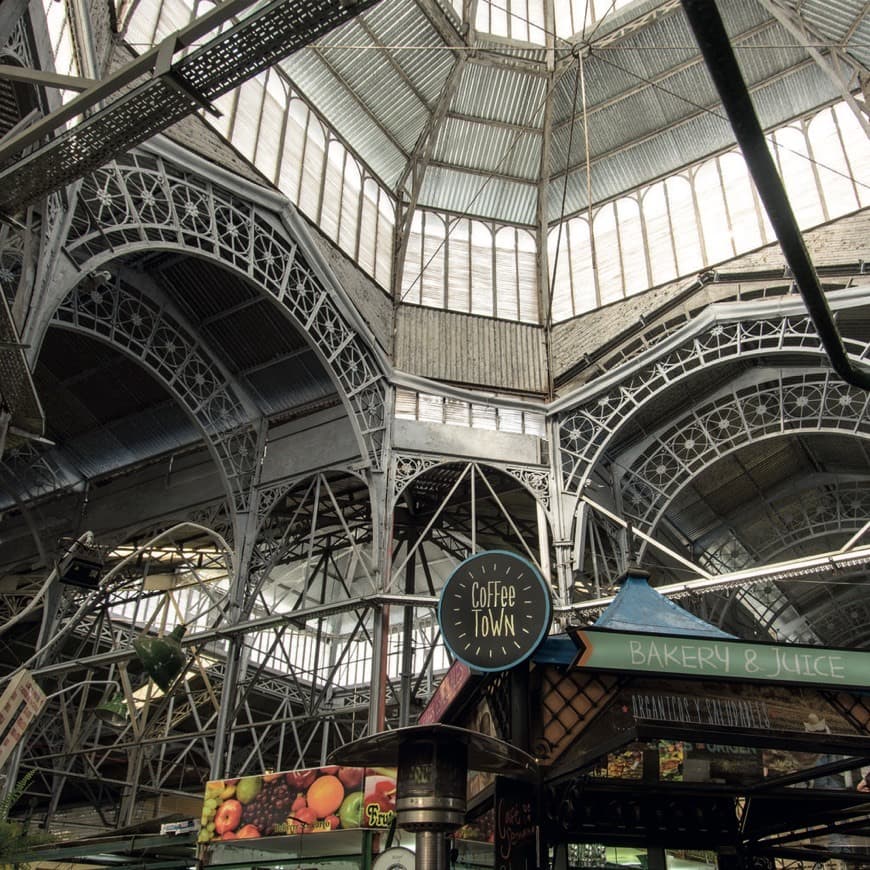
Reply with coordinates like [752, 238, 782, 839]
[42, 678, 132, 728]
[93, 691, 130, 728]
[132, 624, 187, 691]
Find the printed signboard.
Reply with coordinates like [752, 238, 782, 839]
[200, 765, 396, 846]
[571, 627, 870, 690]
[418, 660, 473, 725]
[438, 551, 552, 673]
[0, 670, 46, 770]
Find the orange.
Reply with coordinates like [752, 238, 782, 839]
[306, 774, 345, 819]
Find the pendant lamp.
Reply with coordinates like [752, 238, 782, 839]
[94, 691, 130, 728]
[132, 624, 187, 691]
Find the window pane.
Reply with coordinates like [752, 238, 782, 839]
[421, 213, 446, 307]
[642, 181, 677, 287]
[470, 222, 495, 317]
[401, 210, 424, 304]
[772, 125, 825, 227]
[375, 191, 395, 289]
[832, 103, 870, 209]
[359, 177, 380, 276]
[339, 156, 362, 255]
[495, 226, 519, 321]
[320, 139, 344, 240]
[616, 196, 647, 296]
[695, 159, 733, 264]
[298, 118, 326, 220]
[666, 175, 703, 275]
[278, 98, 309, 204]
[720, 152, 764, 253]
[517, 228, 539, 323]
[593, 202, 622, 305]
[549, 226, 574, 321]
[447, 218, 471, 313]
[808, 108, 857, 218]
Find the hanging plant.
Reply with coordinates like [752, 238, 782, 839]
[0, 771, 54, 868]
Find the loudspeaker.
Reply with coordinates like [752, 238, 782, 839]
[59, 554, 103, 589]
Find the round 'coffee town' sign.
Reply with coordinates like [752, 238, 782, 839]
[437, 550, 552, 673]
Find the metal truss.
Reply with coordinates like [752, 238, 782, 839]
[61, 151, 388, 469]
[618, 370, 870, 534]
[53, 271, 260, 512]
[0, 0, 382, 213]
[555, 304, 870, 495]
[700, 479, 870, 572]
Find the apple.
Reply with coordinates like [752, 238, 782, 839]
[337, 767, 363, 790]
[214, 798, 243, 835]
[338, 791, 363, 829]
[287, 806, 317, 833]
[220, 830, 237, 841]
[325, 814, 340, 830]
[286, 769, 317, 790]
[291, 794, 307, 813]
[236, 824, 260, 839]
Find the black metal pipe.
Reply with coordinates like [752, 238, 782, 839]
[680, 0, 870, 390]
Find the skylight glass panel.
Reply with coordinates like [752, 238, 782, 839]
[44, 0, 78, 100]
[475, 0, 546, 44]
[552, 0, 637, 40]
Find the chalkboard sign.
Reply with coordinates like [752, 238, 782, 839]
[494, 776, 537, 870]
[438, 551, 552, 673]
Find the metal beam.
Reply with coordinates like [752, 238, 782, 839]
[756, 0, 870, 136]
[0, 0, 384, 214]
[0, 65, 94, 92]
[565, 536, 870, 615]
[681, 0, 870, 391]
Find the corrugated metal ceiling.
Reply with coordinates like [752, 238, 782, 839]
[272, 0, 868, 224]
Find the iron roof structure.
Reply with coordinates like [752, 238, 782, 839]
[0, 0, 869, 862]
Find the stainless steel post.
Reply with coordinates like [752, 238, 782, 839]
[415, 830, 446, 870]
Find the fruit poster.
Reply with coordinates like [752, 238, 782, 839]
[199, 765, 397, 845]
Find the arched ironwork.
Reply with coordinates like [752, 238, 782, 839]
[556, 306, 870, 494]
[618, 371, 870, 535]
[60, 152, 388, 469]
[52, 274, 261, 511]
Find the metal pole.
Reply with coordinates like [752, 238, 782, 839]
[415, 831, 447, 870]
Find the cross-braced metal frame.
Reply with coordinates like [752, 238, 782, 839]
[3, 140, 870, 837]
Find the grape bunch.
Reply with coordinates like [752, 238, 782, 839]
[241, 778, 292, 835]
[199, 780, 236, 844]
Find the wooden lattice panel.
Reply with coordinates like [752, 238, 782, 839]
[828, 691, 870, 734]
[536, 666, 621, 764]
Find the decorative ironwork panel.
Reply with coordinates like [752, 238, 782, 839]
[63, 154, 387, 468]
[620, 372, 870, 533]
[556, 313, 869, 494]
[390, 451, 551, 513]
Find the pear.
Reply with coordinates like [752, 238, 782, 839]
[236, 775, 263, 805]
